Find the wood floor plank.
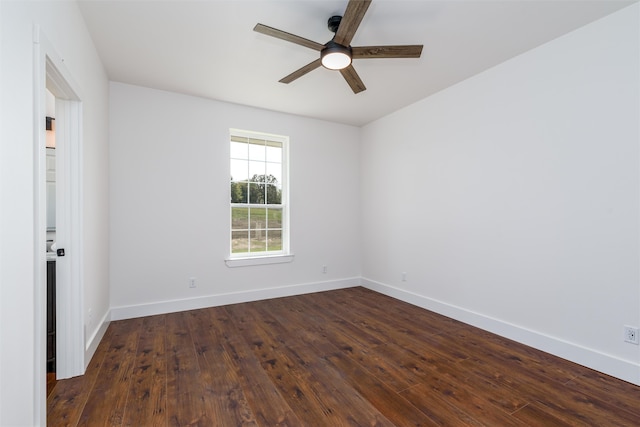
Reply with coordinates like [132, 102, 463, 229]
[224, 302, 343, 425]
[511, 402, 577, 426]
[256, 297, 410, 419]
[201, 306, 303, 426]
[295, 293, 388, 350]
[253, 298, 438, 426]
[385, 341, 530, 417]
[77, 318, 143, 426]
[566, 369, 640, 418]
[400, 376, 526, 426]
[226, 301, 397, 426]
[309, 291, 472, 365]
[47, 322, 115, 426]
[399, 382, 514, 427]
[489, 333, 593, 383]
[463, 327, 581, 385]
[461, 351, 640, 426]
[165, 311, 211, 426]
[336, 287, 462, 336]
[320, 347, 441, 426]
[271, 294, 422, 392]
[288, 293, 526, 424]
[122, 315, 167, 427]
[47, 373, 58, 399]
[530, 389, 640, 426]
[184, 309, 257, 426]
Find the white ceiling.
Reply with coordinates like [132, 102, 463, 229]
[78, 0, 636, 126]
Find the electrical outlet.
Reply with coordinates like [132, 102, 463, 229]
[88, 308, 93, 326]
[401, 272, 407, 282]
[189, 277, 197, 288]
[624, 326, 639, 344]
[322, 265, 327, 274]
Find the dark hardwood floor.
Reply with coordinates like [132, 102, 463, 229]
[47, 287, 640, 426]
[47, 373, 58, 399]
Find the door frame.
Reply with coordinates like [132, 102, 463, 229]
[33, 26, 84, 424]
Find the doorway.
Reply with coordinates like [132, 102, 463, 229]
[45, 89, 56, 396]
[34, 29, 85, 425]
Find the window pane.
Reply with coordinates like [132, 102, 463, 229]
[230, 181, 247, 203]
[250, 230, 266, 252]
[231, 159, 248, 182]
[231, 230, 249, 253]
[230, 141, 248, 159]
[248, 182, 265, 204]
[248, 142, 266, 161]
[265, 183, 280, 204]
[265, 163, 282, 189]
[231, 206, 248, 230]
[249, 207, 267, 229]
[266, 145, 281, 163]
[267, 229, 282, 251]
[267, 208, 282, 228]
[248, 160, 265, 180]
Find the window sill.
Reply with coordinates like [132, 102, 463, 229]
[225, 254, 295, 268]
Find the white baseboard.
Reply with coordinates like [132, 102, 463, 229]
[110, 277, 361, 321]
[361, 277, 640, 386]
[84, 311, 110, 370]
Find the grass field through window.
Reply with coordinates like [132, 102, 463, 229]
[231, 206, 283, 253]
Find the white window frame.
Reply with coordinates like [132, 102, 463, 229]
[226, 129, 292, 267]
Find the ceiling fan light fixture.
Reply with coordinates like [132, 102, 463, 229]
[321, 42, 352, 70]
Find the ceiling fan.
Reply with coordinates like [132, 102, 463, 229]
[254, 0, 423, 94]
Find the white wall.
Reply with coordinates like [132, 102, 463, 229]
[109, 83, 361, 317]
[0, 1, 109, 425]
[361, 4, 640, 384]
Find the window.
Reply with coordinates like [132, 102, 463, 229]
[229, 129, 289, 259]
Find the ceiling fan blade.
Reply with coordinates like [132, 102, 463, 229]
[254, 23, 324, 51]
[340, 65, 366, 94]
[334, 0, 372, 47]
[279, 58, 323, 84]
[352, 45, 423, 59]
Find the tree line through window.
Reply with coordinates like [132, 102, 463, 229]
[230, 174, 282, 205]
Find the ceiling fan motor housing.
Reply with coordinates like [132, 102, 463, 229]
[328, 15, 342, 33]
